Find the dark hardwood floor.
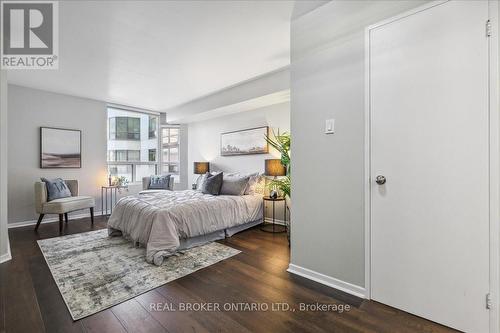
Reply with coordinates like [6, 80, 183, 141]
[0, 216, 457, 333]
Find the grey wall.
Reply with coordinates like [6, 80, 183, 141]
[0, 71, 9, 260]
[187, 102, 290, 220]
[7, 85, 108, 224]
[290, 0, 427, 287]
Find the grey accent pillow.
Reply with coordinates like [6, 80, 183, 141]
[201, 172, 223, 195]
[41, 177, 72, 201]
[149, 175, 171, 190]
[220, 175, 250, 196]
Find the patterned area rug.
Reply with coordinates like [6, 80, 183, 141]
[37, 229, 240, 320]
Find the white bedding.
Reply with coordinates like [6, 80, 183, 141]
[107, 190, 262, 265]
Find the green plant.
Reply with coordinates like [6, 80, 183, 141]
[265, 129, 291, 197]
[112, 176, 128, 187]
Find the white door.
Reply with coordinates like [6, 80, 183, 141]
[369, 1, 490, 332]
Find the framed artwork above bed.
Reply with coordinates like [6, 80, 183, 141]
[220, 126, 269, 156]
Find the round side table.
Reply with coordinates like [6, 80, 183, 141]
[261, 196, 287, 233]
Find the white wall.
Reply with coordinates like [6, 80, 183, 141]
[187, 102, 290, 219]
[7, 85, 108, 224]
[290, 1, 427, 288]
[165, 68, 290, 123]
[0, 71, 10, 262]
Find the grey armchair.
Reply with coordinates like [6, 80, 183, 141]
[140, 176, 174, 194]
[34, 179, 95, 232]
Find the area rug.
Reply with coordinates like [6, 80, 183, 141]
[37, 229, 240, 320]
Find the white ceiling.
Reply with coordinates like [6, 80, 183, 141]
[7, 0, 293, 111]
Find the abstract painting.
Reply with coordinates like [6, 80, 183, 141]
[40, 127, 81, 168]
[221, 126, 268, 156]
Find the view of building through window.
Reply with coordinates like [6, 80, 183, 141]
[161, 127, 180, 179]
[107, 107, 159, 183]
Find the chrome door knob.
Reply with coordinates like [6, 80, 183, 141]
[375, 175, 386, 185]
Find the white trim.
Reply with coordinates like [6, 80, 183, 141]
[364, 2, 500, 332]
[0, 237, 11, 264]
[287, 264, 366, 299]
[488, 1, 499, 332]
[8, 211, 105, 229]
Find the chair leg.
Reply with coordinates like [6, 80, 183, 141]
[64, 213, 68, 224]
[90, 207, 94, 225]
[34, 214, 44, 231]
[59, 214, 63, 233]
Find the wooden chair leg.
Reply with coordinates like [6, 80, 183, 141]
[59, 214, 63, 233]
[90, 207, 94, 225]
[34, 214, 44, 231]
[64, 213, 69, 224]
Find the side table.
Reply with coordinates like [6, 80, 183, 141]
[261, 196, 287, 233]
[101, 185, 127, 217]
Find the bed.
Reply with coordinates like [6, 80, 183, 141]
[107, 190, 263, 265]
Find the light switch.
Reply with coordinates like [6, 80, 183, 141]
[325, 119, 335, 134]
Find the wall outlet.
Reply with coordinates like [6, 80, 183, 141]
[325, 119, 335, 134]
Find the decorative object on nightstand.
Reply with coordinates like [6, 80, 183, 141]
[261, 196, 287, 233]
[193, 161, 210, 189]
[265, 159, 286, 199]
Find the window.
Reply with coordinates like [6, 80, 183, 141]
[149, 116, 157, 139]
[148, 149, 156, 162]
[109, 117, 140, 140]
[108, 150, 141, 162]
[161, 127, 180, 177]
[107, 107, 159, 183]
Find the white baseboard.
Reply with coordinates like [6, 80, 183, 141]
[8, 211, 105, 229]
[287, 263, 366, 299]
[0, 237, 11, 264]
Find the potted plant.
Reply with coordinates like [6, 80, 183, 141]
[265, 129, 291, 244]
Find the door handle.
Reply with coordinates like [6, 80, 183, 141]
[375, 175, 386, 185]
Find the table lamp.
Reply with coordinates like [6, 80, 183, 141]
[265, 159, 286, 199]
[193, 162, 210, 189]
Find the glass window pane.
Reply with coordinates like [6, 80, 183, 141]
[116, 150, 127, 161]
[163, 163, 179, 174]
[108, 164, 132, 183]
[162, 148, 169, 161]
[135, 164, 157, 181]
[169, 128, 179, 136]
[149, 149, 156, 162]
[128, 150, 140, 162]
[169, 147, 179, 162]
[149, 116, 157, 139]
[116, 117, 127, 132]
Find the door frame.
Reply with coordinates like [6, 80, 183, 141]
[363, 1, 499, 332]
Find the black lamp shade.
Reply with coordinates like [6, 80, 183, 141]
[194, 162, 210, 174]
[265, 159, 286, 177]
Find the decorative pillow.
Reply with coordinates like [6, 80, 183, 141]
[41, 177, 72, 202]
[149, 175, 171, 190]
[201, 172, 223, 195]
[220, 175, 250, 196]
[246, 173, 266, 195]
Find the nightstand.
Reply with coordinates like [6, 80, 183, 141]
[261, 196, 287, 233]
